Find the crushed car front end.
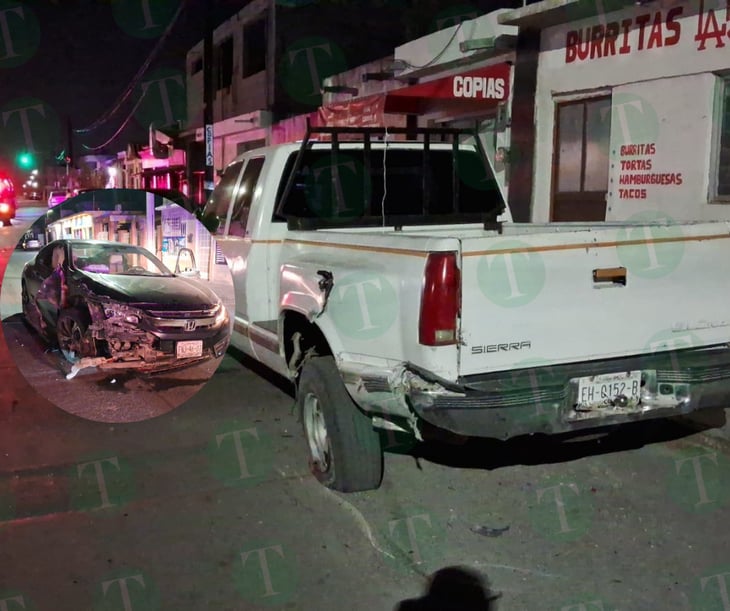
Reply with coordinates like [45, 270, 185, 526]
[85, 297, 230, 372]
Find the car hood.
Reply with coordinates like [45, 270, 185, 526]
[77, 272, 219, 308]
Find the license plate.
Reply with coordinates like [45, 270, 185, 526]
[575, 370, 642, 410]
[176, 340, 203, 358]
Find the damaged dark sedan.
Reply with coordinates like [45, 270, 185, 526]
[21, 239, 230, 375]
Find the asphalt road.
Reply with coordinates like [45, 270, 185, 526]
[3, 200, 730, 610]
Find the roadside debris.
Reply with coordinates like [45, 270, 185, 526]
[471, 524, 511, 538]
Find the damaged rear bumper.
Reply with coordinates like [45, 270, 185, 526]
[340, 346, 730, 440]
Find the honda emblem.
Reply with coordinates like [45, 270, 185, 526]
[184, 320, 197, 331]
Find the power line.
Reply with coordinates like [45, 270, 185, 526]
[399, 21, 465, 70]
[74, 0, 187, 135]
[79, 90, 149, 152]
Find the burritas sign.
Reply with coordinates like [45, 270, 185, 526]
[564, 0, 730, 64]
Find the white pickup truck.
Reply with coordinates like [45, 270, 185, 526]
[203, 123, 730, 492]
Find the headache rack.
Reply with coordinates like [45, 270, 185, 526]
[275, 120, 506, 231]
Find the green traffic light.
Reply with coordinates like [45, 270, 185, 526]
[17, 152, 34, 169]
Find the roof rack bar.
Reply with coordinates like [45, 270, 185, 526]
[452, 133, 459, 214]
[364, 131, 371, 216]
[275, 117, 314, 218]
[332, 126, 342, 216]
[307, 125, 473, 137]
[423, 132, 430, 216]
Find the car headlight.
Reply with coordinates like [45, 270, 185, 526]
[214, 302, 228, 327]
[104, 306, 141, 324]
[0, 203, 10, 213]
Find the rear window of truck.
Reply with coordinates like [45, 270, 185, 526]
[274, 148, 503, 227]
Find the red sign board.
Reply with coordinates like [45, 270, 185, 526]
[388, 62, 511, 107]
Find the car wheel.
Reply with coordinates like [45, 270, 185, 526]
[56, 309, 96, 361]
[298, 355, 383, 492]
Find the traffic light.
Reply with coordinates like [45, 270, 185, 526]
[17, 151, 34, 169]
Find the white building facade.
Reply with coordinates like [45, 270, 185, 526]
[503, 0, 730, 223]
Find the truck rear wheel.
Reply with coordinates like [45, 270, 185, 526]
[298, 355, 383, 492]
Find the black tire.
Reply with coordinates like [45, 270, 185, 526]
[298, 355, 383, 492]
[56, 309, 96, 360]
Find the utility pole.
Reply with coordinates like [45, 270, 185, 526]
[203, 0, 215, 204]
[65, 116, 73, 185]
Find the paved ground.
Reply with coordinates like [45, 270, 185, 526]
[4, 205, 730, 610]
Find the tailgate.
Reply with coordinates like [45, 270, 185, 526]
[459, 222, 730, 377]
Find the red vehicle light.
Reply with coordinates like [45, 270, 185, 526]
[419, 251, 461, 346]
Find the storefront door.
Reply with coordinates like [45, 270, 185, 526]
[551, 96, 611, 221]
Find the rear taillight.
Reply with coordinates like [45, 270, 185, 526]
[419, 251, 460, 346]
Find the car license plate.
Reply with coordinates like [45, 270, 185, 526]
[176, 340, 203, 358]
[575, 370, 642, 410]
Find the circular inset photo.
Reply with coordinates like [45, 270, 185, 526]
[0, 189, 234, 423]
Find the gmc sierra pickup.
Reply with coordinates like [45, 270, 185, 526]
[203, 122, 730, 492]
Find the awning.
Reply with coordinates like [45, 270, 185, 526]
[318, 63, 511, 127]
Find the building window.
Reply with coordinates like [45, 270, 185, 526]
[552, 96, 611, 221]
[715, 77, 730, 199]
[216, 37, 233, 90]
[242, 17, 266, 78]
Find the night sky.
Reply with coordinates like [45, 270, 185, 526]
[0, 0, 244, 166]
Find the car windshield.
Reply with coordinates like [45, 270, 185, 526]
[70, 242, 173, 277]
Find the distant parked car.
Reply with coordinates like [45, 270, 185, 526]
[48, 190, 69, 207]
[21, 239, 230, 373]
[22, 237, 41, 250]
